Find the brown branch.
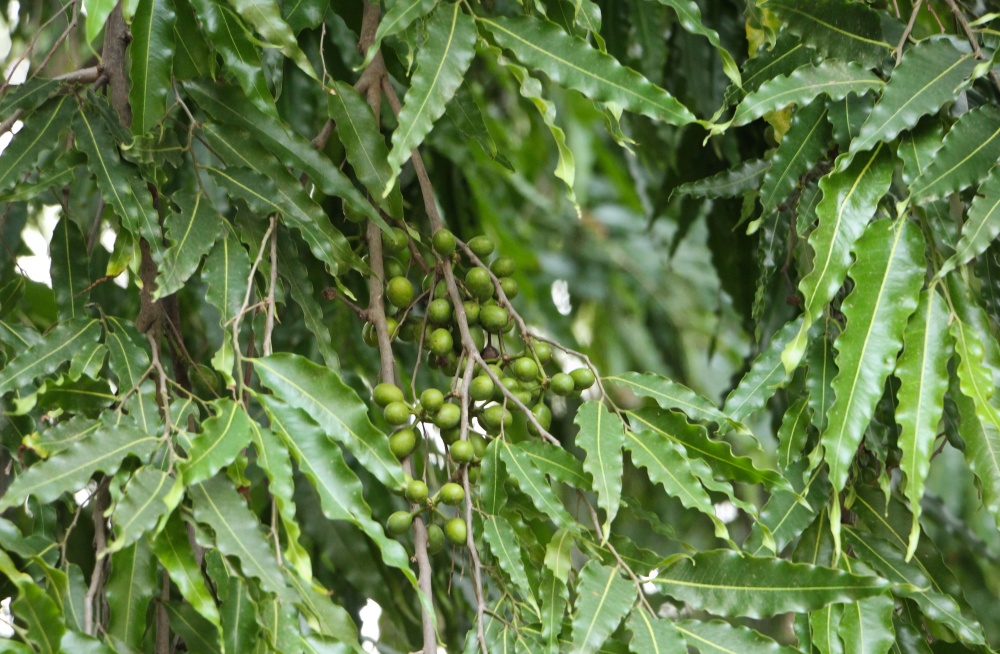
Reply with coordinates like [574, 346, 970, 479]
[941, 0, 1000, 92]
[263, 218, 278, 356]
[895, 0, 923, 62]
[84, 482, 110, 635]
[99, 1, 132, 126]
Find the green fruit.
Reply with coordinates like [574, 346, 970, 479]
[373, 383, 405, 407]
[469, 375, 495, 402]
[445, 517, 467, 545]
[501, 317, 515, 333]
[387, 511, 413, 536]
[426, 524, 445, 554]
[428, 328, 454, 356]
[405, 479, 429, 504]
[386, 276, 414, 308]
[527, 403, 553, 436]
[463, 301, 480, 325]
[465, 267, 494, 301]
[427, 298, 453, 324]
[420, 388, 445, 413]
[432, 229, 457, 257]
[362, 322, 378, 347]
[384, 257, 406, 280]
[470, 433, 487, 459]
[434, 280, 449, 299]
[384, 227, 408, 254]
[511, 357, 539, 383]
[440, 426, 461, 445]
[467, 466, 481, 483]
[450, 440, 475, 464]
[398, 321, 419, 342]
[439, 482, 465, 505]
[389, 428, 417, 459]
[512, 390, 533, 406]
[480, 305, 508, 332]
[468, 235, 495, 258]
[496, 375, 519, 401]
[571, 368, 597, 390]
[434, 403, 461, 429]
[499, 277, 518, 299]
[550, 372, 575, 396]
[533, 342, 552, 364]
[490, 256, 515, 278]
[384, 401, 411, 426]
[481, 405, 512, 433]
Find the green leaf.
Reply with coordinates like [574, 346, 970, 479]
[950, 319, 1000, 530]
[129, 0, 176, 135]
[652, 550, 890, 619]
[940, 164, 1000, 277]
[202, 233, 252, 332]
[764, 0, 892, 68]
[103, 316, 151, 395]
[189, 475, 292, 600]
[898, 122, 944, 188]
[570, 561, 636, 654]
[206, 556, 262, 652]
[760, 101, 832, 214]
[14, 582, 64, 653]
[181, 399, 254, 486]
[281, 0, 326, 33]
[513, 440, 590, 489]
[784, 145, 893, 373]
[909, 105, 1000, 202]
[499, 438, 576, 529]
[626, 608, 685, 654]
[260, 396, 417, 588]
[105, 541, 157, 650]
[894, 289, 950, 560]
[157, 188, 223, 299]
[0, 422, 158, 510]
[575, 401, 624, 536]
[0, 95, 73, 195]
[539, 567, 568, 654]
[84, 0, 118, 43]
[481, 14, 696, 126]
[444, 82, 511, 169]
[360, 0, 438, 69]
[652, 0, 739, 87]
[24, 416, 100, 458]
[49, 218, 91, 320]
[608, 372, 746, 432]
[0, 78, 61, 116]
[731, 61, 883, 128]
[674, 618, 803, 654]
[672, 158, 770, 200]
[483, 514, 538, 616]
[822, 219, 925, 548]
[277, 234, 339, 369]
[838, 595, 895, 654]
[327, 81, 403, 219]
[385, 3, 477, 195]
[253, 354, 404, 488]
[108, 466, 177, 554]
[172, 0, 215, 79]
[848, 38, 977, 162]
[225, 0, 316, 79]
[777, 398, 813, 472]
[151, 511, 222, 631]
[725, 317, 803, 421]
[479, 438, 507, 515]
[59, 632, 115, 654]
[810, 604, 844, 654]
[744, 463, 829, 556]
[165, 601, 223, 654]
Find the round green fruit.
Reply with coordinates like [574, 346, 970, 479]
[480, 305, 508, 332]
[482, 405, 512, 433]
[499, 277, 518, 299]
[467, 466, 481, 483]
[527, 403, 553, 437]
[440, 425, 461, 445]
[450, 440, 475, 464]
[439, 482, 465, 505]
[445, 517, 467, 545]
[387, 511, 413, 536]
[362, 322, 378, 347]
[434, 403, 461, 430]
[465, 267, 493, 302]
[571, 368, 597, 390]
[420, 388, 445, 413]
[511, 357, 539, 383]
[469, 375, 495, 402]
[384, 227, 408, 254]
[490, 256, 516, 278]
[389, 428, 417, 459]
[428, 328, 454, 356]
[463, 301, 480, 325]
[386, 277, 414, 308]
[470, 433, 487, 459]
[426, 524, 445, 554]
[373, 383, 405, 407]
[405, 479, 429, 504]
[468, 235, 495, 258]
[550, 372, 575, 396]
[384, 257, 406, 280]
[533, 342, 552, 364]
[384, 401, 411, 426]
[432, 229, 457, 257]
[427, 298, 452, 324]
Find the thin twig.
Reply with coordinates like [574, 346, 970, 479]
[0, 0, 75, 96]
[84, 481, 110, 635]
[263, 217, 278, 356]
[895, 0, 923, 62]
[321, 286, 369, 320]
[0, 109, 24, 139]
[941, 0, 1000, 92]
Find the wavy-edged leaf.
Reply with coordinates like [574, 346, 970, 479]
[73, 103, 165, 265]
[206, 555, 259, 652]
[822, 219, 925, 536]
[827, 94, 873, 150]
[157, 188, 223, 299]
[764, 0, 891, 68]
[181, 399, 254, 486]
[483, 514, 538, 616]
[539, 566, 568, 654]
[735, 35, 816, 102]
[514, 439, 590, 489]
[186, 82, 384, 230]
[108, 467, 177, 554]
[745, 463, 829, 556]
[129, 0, 176, 135]
[838, 595, 895, 654]
[105, 541, 157, 650]
[499, 438, 576, 529]
[910, 105, 1000, 202]
[253, 354, 404, 488]
[165, 601, 222, 654]
[481, 14, 696, 126]
[385, 3, 476, 194]
[575, 401, 624, 536]
[281, 0, 325, 33]
[226, 0, 316, 78]
[731, 61, 882, 128]
[444, 82, 511, 170]
[0, 422, 157, 510]
[849, 38, 976, 162]
[0, 78, 61, 116]
[811, 604, 844, 654]
[275, 233, 339, 369]
[894, 289, 950, 560]
[675, 618, 803, 654]
[0, 95, 73, 195]
[360, 0, 438, 69]
[608, 371, 745, 432]
[806, 322, 837, 431]
[12, 582, 63, 654]
[328, 81, 402, 219]
[777, 398, 813, 472]
[24, 416, 100, 458]
[103, 316, 151, 394]
[673, 158, 770, 200]
[202, 233, 251, 333]
[652, 0, 739, 87]
[570, 561, 636, 654]
[172, 0, 215, 79]
[725, 317, 803, 421]
[940, 164, 1000, 276]
[898, 122, 944, 188]
[652, 550, 890, 619]
[49, 219, 90, 320]
[479, 438, 507, 515]
[260, 396, 417, 588]
[189, 475, 292, 600]
[784, 145, 893, 372]
[151, 511, 222, 631]
[950, 319, 1000, 530]
[627, 608, 685, 654]
[760, 101, 832, 214]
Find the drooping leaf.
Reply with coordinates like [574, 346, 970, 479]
[281, 0, 326, 33]
[385, 3, 477, 195]
[206, 555, 259, 652]
[674, 618, 803, 654]
[360, 0, 438, 69]
[151, 511, 222, 631]
[894, 289, 950, 560]
[165, 601, 223, 654]
[652, 550, 890, 619]
[181, 399, 254, 486]
[608, 371, 746, 432]
[731, 61, 883, 128]
[202, 233, 252, 333]
[652, 0, 740, 87]
[24, 416, 100, 458]
[172, 0, 215, 79]
[627, 608, 685, 654]
[575, 401, 624, 537]
[0, 95, 73, 196]
[483, 514, 538, 616]
[513, 439, 590, 489]
[253, 354, 404, 488]
[479, 438, 507, 516]
[838, 594, 895, 654]
[105, 541, 157, 650]
[810, 604, 844, 654]
[940, 164, 1000, 277]
[765, 0, 892, 68]
[443, 82, 511, 170]
[805, 323, 837, 431]
[909, 105, 1000, 202]
[744, 462, 829, 556]
[760, 101, 832, 214]
[569, 561, 636, 654]
[157, 188, 223, 299]
[129, 0, 176, 135]
[14, 581, 64, 653]
[725, 317, 804, 421]
[784, 145, 893, 372]
[499, 438, 576, 529]
[107, 466, 177, 554]
[481, 14, 696, 126]
[49, 218, 91, 320]
[776, 398, 813, 472]
[0, 78, 62, 116]
[673, 158, 770, 200]
[275, 233, 339, 369]
[539, 567, 568, 654]
[225, 0, 316, 79]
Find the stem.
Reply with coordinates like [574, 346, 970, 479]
[941, 0, 1000, 92]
